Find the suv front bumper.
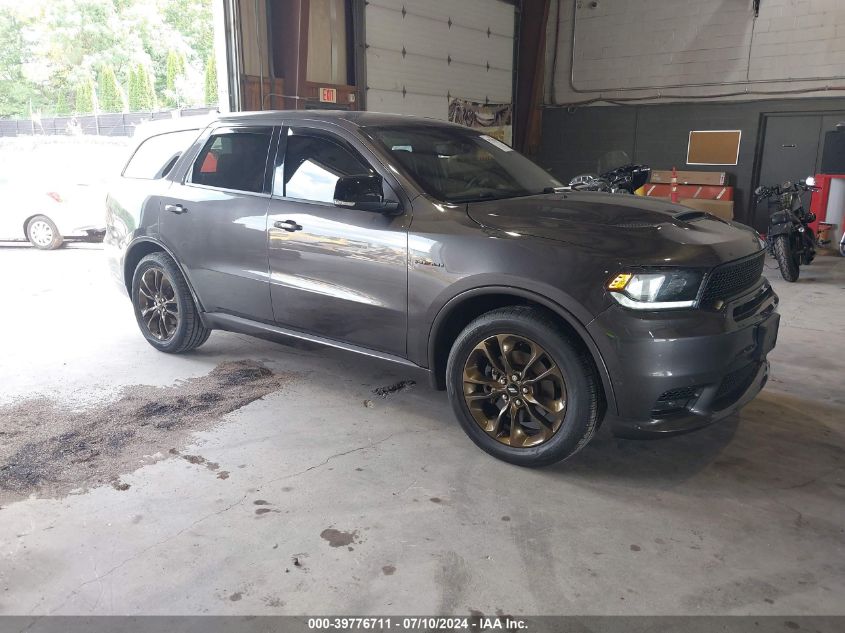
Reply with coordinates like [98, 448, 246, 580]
[587, 281, 779, 438]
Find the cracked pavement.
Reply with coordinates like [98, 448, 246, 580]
[0, 245, 843, 615]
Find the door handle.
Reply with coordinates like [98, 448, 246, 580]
[165, 204, 188, 214]
[274, 219, 302, 232]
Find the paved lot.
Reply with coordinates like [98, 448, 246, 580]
[0, 242, 843, 615]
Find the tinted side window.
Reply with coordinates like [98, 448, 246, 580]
[191, 128, 273, 193]
[123, 129, 199, 179]
[281, 133, 374, 203]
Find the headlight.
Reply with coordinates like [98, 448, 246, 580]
[607, 270, 703, 310]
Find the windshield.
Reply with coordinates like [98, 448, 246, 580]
[365, 125, 562, 203]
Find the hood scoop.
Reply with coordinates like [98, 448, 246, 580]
[613, 220, 656, 228]
[672, 210, 709, 222]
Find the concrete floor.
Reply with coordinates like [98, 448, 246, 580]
[0, 242, 843, 616]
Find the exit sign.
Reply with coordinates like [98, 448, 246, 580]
[319, 87, 337, 103]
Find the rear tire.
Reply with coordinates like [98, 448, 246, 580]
[446, 306, 601, 467]
[131, 252, 211, 353]
[26, 215, 63, 250]
[773, 234, 799, 282]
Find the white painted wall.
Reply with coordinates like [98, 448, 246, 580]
[545, 0, 845, 104]
[365, 0, 515, 119]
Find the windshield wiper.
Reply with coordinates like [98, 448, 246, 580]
[542, 186, 568, 194]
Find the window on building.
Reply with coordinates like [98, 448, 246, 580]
[306, 0, 351, 85]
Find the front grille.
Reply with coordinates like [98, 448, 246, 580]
[700, 252, 765, 308]
[713, 363, 759, 410]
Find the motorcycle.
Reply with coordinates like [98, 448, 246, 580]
[754, 178, 820, 282]
[568, 151, 651, 194]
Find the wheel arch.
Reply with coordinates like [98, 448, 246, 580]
[426, 286, 617, 416]
[123, 238, 205, 312]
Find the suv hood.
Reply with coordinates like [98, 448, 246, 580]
[466, 192, 763, 267]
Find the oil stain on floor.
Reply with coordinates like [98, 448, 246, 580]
[0, 360, 290, 503]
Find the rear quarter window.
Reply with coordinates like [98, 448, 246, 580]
[122, 129, 200, 180]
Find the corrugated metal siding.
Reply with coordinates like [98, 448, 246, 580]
[365, 0, 515, 119]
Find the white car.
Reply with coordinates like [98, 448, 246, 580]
[0, 179, 111, 249]
[0, 138, 127, 249]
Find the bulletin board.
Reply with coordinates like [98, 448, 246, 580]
[687, 130, 742, 166]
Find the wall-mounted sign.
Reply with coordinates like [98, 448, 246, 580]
[319, 87, 337, 103]
[687, 130, 742, 166]
[448, 97, 513, 146]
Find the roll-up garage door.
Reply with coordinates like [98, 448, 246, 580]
[364, 0, 515, 129]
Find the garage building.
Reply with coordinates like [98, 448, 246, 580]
[2, 0, 844, 624]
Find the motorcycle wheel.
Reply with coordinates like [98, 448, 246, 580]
[773, 234, 800, 282]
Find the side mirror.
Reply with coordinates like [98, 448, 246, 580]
[333, 174, 400, 213]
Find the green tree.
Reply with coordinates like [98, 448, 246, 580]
[165, 49, 185, 106]
[55, 91, 71, 115]
[0, 8, 38, 117]
[160, 0, 213, 68]
[127, 65, 139, 110]
[98, 65, 124, 112]
[74, 77, 96, 114]
[129, 63, 156, 111]
[1, 0, 214, 118]
[204, 54, 217, 106]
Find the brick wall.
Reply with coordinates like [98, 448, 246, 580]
[545, 0, 845, 104]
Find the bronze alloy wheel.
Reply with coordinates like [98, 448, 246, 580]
[138, 267, 179, 341]
[462, 333, 567, 448]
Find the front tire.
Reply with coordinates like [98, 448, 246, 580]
[773, 234, 799, 282]
[131, 252, 211, 353]
[27, 215, 63, 250]
[446, 306, 601, 467]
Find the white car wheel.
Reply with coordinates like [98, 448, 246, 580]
[27, 215, 63, 250]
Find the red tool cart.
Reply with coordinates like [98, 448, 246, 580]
[808, 174, 845, 238]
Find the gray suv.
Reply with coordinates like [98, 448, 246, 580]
[106, 111, 779, 466]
